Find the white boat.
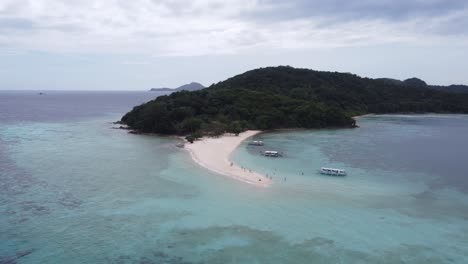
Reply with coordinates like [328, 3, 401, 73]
[248, 140, 264, 146]
[262, 150, 281, 157]
[320, 167, 346, 176]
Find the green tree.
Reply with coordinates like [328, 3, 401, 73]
[179, 117, 202, 134]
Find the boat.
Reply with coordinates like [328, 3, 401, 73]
[176, 143, 185, 148]
[248, 140, 264, 146]
[319, 167, 347, 176]
[262, 150, 281, 157]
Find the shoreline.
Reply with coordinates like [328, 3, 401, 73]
[184, 130, 271, 187]
[353, 113, 375, 118]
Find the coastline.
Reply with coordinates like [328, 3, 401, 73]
[353, 113, 375, 118]
[184, 130, 271, 187]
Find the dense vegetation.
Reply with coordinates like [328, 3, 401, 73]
[377, 77, 468, 93]
[122, 66, 468, 138]
[430, 84, 468, 94]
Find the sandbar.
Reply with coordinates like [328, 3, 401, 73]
[184, 131, 271, 187]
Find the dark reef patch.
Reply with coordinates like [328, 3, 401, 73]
[0, 248, 34, 264]
[154, 225, 450, 264]
[19, 201, 51, 216]
[108, 251, 194, 264]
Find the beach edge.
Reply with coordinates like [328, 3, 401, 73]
[184, 130, 271, 187]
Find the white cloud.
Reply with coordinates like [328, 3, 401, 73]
[0, 0, 467, 56]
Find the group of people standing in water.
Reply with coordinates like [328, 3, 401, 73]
[232, 162, 309, 183]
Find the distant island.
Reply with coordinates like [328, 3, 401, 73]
[150, 82, 205, 92]
[123, 66, 468, 141]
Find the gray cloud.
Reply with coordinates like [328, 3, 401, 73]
[257, 0, 468, 21]
[0, 18, 35, 32]
[0, 0, 467, 55]
[0, 17, 83, 34]
[429, 12, 468, 36]
[244, 0, 468, 36]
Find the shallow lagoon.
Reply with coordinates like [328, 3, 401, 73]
[1, 92, 468, 263]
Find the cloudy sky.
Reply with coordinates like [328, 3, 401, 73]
[1, 0, 467, 90]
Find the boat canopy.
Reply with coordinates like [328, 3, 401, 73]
[320, 167, 347, 176]
[321, 167, 345, 173]
[263, 150, 281, 157]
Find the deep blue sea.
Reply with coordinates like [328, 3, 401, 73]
[1, 91, 468, 263]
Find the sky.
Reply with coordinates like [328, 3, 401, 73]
[0, 0, 467, 90]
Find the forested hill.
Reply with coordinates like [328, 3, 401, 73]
[121, 66, 468, 137]
[376, 77, 468, 93]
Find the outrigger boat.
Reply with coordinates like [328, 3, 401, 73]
[320, 167, 347, 176]
[262, 150, 282, 157]
[248, 140, 264, 146]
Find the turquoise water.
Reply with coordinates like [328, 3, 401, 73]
[1, 92, 468, 263]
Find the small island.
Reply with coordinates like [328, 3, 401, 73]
[150, 82, 205, 92]
[121, 66, 468, 185]
[123, 66, 468, 137]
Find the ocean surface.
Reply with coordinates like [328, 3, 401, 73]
[1, 91, 468, 264]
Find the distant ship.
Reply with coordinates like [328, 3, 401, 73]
[320, 167, 346, 176]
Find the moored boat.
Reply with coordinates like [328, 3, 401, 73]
[320, 167, 346, 176]
[262, 150, 281, 157]
[248, 140, 264, 146]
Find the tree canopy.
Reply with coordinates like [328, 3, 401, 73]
[122, 66, 468, 136]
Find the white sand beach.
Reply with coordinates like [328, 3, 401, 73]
[184, 130, 271, 187]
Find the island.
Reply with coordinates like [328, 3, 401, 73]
[121, 66, 468, 185]
[150, 82, 205, 92]
[124, 66, 468, 136]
